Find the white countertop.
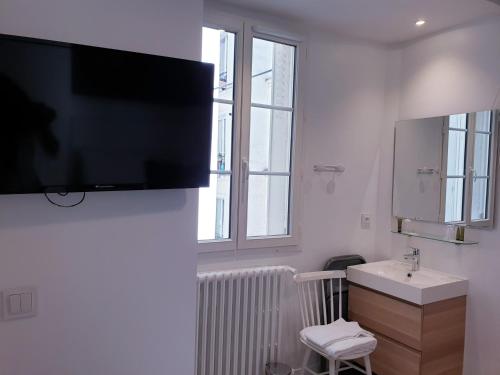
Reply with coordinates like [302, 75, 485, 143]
[347, 260, 468, 305]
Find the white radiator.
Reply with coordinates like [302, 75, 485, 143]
[195, 266, 294, 375]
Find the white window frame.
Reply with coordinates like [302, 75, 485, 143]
[198, 15, 304, 253]
[440, 110, 498, 228]
[198, 17, 244, 253]
[466, 110, 498, 228]
[237, 23, 303, 250]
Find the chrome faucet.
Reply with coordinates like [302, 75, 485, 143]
[404, 247, 420, 272]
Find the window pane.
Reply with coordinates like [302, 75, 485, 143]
[445, 178, 465, 222]
[447, 130, 466, 176]
[474, 133, 490, 177]
[472, 177, 489, 221]
[247, 175, 290, 237]
[251, 38, 295, 108]
[198, 174, 231, 240]
[249, 107, 292, 173]
[202, 27, 235, 101]
[210, 103, 233, 172]
[476, 111, 492, 132]
[247, 38, 296, 239]
[199, 27, 235, 242]
[449, 113, 467, 129]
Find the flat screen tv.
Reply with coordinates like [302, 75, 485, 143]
[0, 34, 214, 194]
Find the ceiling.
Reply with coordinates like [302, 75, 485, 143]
[215, 0, 500, 44]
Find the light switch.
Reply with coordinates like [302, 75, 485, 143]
[20, 293, 32, 314]
[1, 287, 37, 321]
[8, 294, 21, 315]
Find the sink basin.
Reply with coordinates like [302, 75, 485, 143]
[347, 260, 468, 305]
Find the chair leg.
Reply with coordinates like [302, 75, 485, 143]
[363, 356, 372, 375]
[302, 347, 312, 374]
[329, 360, 338, 375]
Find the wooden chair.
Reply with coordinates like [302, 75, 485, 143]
[294, 270, 375, 375]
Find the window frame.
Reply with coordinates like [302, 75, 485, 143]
[440, 115, 468, 223]
[198, 16, 304, 252]
[198, 18, 244, 253]
[466, 111, 498, 228]
[237, 24, 303, 250]
[440, 110, 499, 228]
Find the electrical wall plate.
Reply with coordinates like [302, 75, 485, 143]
[361, 213, 371, 230]
[1, 287, 37, 321]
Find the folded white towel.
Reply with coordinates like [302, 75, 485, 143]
[324, 335, 377, 359]
[300, 319, 373, 348]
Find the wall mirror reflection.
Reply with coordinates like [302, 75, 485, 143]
[393, 110, 499, 228]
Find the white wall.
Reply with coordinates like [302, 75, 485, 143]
[377, 17, 500, 375]
[4, 1, 496, 373]
[0, 1, 203, 375]
[199, 3, 391, 368]
[199, 8, 500, 374]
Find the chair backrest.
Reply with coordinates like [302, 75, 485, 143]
[293, 270, 346, 328]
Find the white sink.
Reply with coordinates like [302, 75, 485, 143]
[347, 260, 468, 305]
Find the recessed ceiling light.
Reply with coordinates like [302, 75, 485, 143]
[415, 19, 426, 27]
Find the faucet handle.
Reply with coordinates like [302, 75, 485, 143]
[410, 247, 420, 256]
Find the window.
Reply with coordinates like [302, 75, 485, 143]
[442, 111, 498, 227]
[198, 22, 301, 250]
[246, 38, 295, 238]
[444, 114, 467, 223]
[471, 111, 493, 222]
[197, 27, 235, 242]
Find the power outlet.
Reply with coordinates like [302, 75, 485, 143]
[361, 213, 371, 229]
[1, 287, 37, 321]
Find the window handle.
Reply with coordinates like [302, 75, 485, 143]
[241, 158, 249, 203]
[469, 167, 477, 181]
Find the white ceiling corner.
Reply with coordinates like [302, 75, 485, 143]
[215, 0, 500, 44]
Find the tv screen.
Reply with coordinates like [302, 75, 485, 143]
[0, 34, 214, 194]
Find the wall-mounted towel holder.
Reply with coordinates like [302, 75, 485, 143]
[417, 167, 439, 175]
[313, 165, 346, 173]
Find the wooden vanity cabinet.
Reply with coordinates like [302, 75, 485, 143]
[348, 284, 466, 375]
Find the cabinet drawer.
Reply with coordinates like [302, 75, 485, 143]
[370, 334, 421, 375]
[348, 285, 423, 350]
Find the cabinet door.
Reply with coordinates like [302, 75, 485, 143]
[348, 285, 423, 350]
[369, 334, 421, 375]
[421, 296, 466, 375]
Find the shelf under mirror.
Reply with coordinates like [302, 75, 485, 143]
[391, 231, 479, 245]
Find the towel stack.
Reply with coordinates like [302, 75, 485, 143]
[300, 319, 377, 359]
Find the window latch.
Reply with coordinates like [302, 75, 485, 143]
[241, 158, 249, 203]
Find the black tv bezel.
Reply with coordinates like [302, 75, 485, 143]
[0, 33, 214, 194]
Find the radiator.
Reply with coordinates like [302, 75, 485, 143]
[195, 266, 294, 375]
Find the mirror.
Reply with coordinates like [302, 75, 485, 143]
[393, 110, 499, 228]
